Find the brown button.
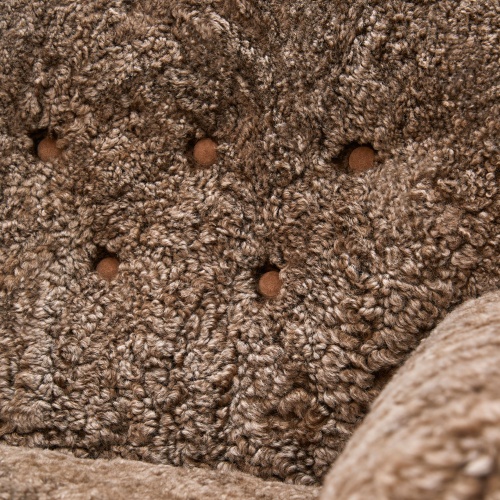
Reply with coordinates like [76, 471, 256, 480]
[193, 138, 218, 167]
[37, 137, 62, 162]
[348, 146, 375, 172]
[96, 257, 120, 281]
[258, 270, 282, 298]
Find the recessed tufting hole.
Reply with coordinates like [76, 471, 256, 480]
[348, 145, 376, 173]
[193, 137, 218, 167]
[256, 261, 282, 299]
[38, 137, 62, 162]
[257, 261, 279, 274]
[185, 136, 199, 157]
[334, 142, 377, 174]
[29, 128, 62, 161]
[28, 128, 49, 156]
[93, 246, 120, 282]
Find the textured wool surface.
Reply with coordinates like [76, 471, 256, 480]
[1, 291, 499, 499]
[0, 0, 499, 487]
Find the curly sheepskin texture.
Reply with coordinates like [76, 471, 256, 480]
[0, 0, 498, 486]
[0, 291, 499, 499]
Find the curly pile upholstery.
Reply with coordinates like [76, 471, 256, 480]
[1, 291, 499, 499]
[0, 0, 498, 493]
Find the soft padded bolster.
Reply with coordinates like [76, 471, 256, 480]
[322, 290, 500, 500]
[0, 443, 320, 500]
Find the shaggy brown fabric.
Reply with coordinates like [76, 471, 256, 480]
[322, 289, 500, 500]
[0, 0, 498, 487]
[1, 292, 498, 499]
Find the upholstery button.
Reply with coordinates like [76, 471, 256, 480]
[96, 257, 120, 281]
[37, 137, 62, 162]
[258, 270, 282, 298]
[193, 138, 218, 167]
[348, 146, 375, 172]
